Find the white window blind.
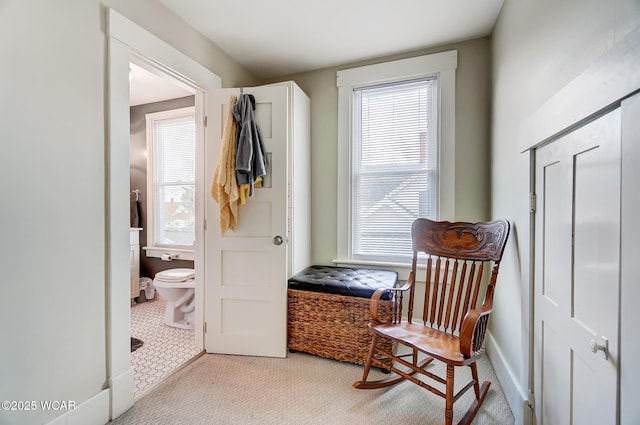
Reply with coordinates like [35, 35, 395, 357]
[352, 77, 437, 259]
[151, 111, 196, 248]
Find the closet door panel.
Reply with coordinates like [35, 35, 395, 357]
[534, 108, 621, 425]
[205, 85, 289, 357]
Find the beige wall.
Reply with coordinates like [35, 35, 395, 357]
[0, 1, 256, 424]
[6, 0, 639, 423]
[106, 1, 257, 88]
[490, 0, 640, 422]
[263, 37, 493, 265]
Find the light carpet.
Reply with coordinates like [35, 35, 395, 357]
[110, 350, 514, 425]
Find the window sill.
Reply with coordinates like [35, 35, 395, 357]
[144, 246, 194, 261]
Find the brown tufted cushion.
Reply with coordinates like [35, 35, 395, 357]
[288, 265, 398, 300]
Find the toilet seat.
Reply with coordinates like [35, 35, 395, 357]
[155, 268, 195, 282]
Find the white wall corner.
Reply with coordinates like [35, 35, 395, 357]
[45, 389, 110, 425]
[485, 331, 528, 425]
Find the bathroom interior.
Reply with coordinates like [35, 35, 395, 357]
[128, 61, 202, 397]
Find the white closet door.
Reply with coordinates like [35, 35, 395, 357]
[204, 85, 289, 357]
[534, 108, 621, 424]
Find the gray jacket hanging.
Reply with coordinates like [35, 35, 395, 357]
[233, 93, 267, 196]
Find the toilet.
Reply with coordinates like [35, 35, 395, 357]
[153, 268, 196, 329]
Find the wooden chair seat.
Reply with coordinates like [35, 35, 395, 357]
[353, 218, 510, 425]
[370, 322, 473, 366]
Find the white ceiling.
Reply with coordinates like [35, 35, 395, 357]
[158, 0, 504, 79]
[131, 0, 504, 105]
[129, 63, 192, 106]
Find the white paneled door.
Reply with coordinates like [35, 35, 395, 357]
[534, 109, 621, 424]
[205, 86, 289, 357]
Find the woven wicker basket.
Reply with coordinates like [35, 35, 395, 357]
[287, 288, 396, 366]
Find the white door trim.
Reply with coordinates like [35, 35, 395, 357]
[619, 93, 640, 425]
[520, 26, 640, 152]
[106, 8, 220, 420]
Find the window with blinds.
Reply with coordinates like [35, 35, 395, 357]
[351, 77, 438, 260]
[147, 108, 196, 249]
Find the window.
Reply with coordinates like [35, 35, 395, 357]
[336, 51, 457, 266]
[352, 78, 437, 259]
[146, 107, 196, 253]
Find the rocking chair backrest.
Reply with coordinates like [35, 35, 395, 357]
[407, 219, 510, 335]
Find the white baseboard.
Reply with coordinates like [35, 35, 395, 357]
[485, 331, 529, 425]
[46, 389, 110, 425]
[45, 367, 134, 425]
[110, 367, 135, 419]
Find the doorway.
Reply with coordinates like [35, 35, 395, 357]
[107, 8, 221, 418]
[128, 59, 202, 397]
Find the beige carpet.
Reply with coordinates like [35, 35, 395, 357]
[110, 350, 514, 425]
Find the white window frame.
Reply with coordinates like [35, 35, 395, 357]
[335, 51, 457, 273]
[144, 106, 196, 260]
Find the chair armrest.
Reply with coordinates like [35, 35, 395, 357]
[369, 280, 412, 323]
[459, 305, 492, 358]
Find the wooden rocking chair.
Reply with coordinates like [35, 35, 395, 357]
[354, 218, 510, 425]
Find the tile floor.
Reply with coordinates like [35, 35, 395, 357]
[130, 296, 201, 397]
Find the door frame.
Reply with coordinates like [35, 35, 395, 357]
[106, 8, 220, 419]
[522, 27, 640, 425]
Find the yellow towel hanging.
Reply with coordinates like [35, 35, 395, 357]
[211, 95, 240, 234]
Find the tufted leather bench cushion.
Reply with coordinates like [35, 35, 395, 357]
[287, 265, 398, 299]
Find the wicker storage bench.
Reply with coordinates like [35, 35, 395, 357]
[287, 265, 398, 366]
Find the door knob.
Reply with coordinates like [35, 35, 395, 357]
[273, 235, 284, 246]
[589, 337, 609, 360]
